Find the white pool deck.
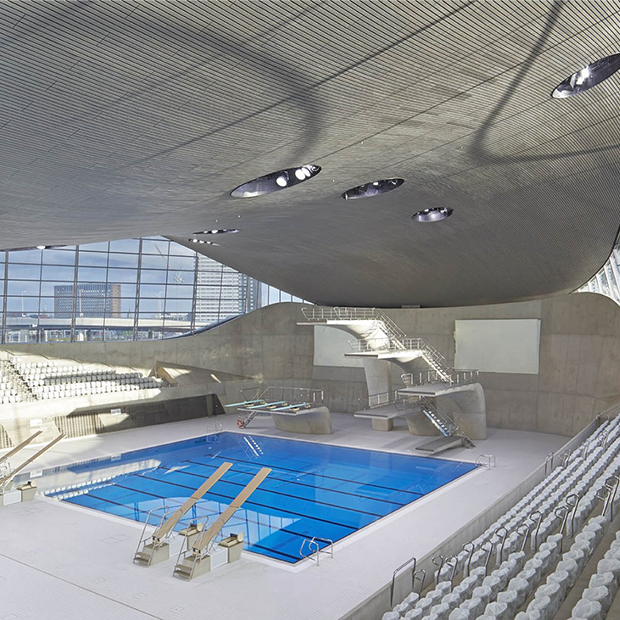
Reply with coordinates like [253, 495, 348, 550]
[0, 413, 568, 620]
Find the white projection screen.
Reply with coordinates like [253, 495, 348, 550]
[454, 319, 541, 374]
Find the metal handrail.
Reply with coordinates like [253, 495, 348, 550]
[299, 536, 333, 566]
[431, 555, 444, 585]
[390, 556, 416, 606]
[401, 369, 479, 387]
[544, 452, 555, 476]
[239, 385, 325, 406]
[462, 542, 475, 576]
[134, 504, 177, 563]
[476, 454, 496, 470]
[357, 390, 421, 411]
[413, 569, 426, 594]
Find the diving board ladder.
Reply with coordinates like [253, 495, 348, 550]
[133, 461, 232, 567]
[173, 466, 271, 580]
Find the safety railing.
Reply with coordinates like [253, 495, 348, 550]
[401, 369, 479, 387]
[358, 390, 421, 411]
[301, 306, 378, 322]
[239, 385, 324, 405]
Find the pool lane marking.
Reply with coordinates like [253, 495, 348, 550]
[88, 480, 362, 533]
[193, 451, 433, 496]
[171, 460, 410, 508]
[65, 492, 339, 563]
[132, 471, 387, 519]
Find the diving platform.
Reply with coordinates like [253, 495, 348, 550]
[173, 467, 271, 581]
[227, 386, 333, 434]
[133, 461, 232, 567]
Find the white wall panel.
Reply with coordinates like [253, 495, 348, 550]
[454, 319, 540, 374]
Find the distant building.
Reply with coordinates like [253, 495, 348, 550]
[195, 256, 260, 323]
[54, 283, 122, 318]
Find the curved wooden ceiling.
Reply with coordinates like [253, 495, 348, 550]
[2, 1, 620, 306]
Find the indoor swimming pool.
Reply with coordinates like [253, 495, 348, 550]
[42, 432, 478, 563]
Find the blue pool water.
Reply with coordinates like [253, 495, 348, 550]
[45, 432, 478, 563]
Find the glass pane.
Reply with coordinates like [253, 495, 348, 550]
[79, 241, 109, 252]
[42, 265, 74, 281]
[120, 298, 137, 313]
[6, 296, 39, 313]
[137, 313, 165, 324]
[108, 253, 139, 269]
[140, 254, 169, 270]
[168, 256, 195, 271]
[107, 268, 138, 283]
[7, 281, 40, 296]
[40, 282, 74, 297]
[138, 298, 164, 313]
[0, 263, 4, 278]
[164, 285, 193, 298]
[141, 239, 170, 255]
[140, 270, 167, 284]
[139, 284, 166, 298]
[78, 252, 108, 267]
[116, 284, 136, 298]
[165, 298, 192, 313]
[167, 270, 194, 285]
[109, 239, 140, 253]
[169, 243, 197, 257]
[77, 267, 107, 282]
[42, 249, 76, 266]
[8, 264, 41, 280]
[7, 249, 42, 264]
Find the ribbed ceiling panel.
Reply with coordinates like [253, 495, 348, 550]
[1, 1, 620, 306]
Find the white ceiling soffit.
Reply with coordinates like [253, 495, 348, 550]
[2, 1, 620, 307]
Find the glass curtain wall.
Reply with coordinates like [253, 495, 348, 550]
[0, 237, 308, 344]
[576, 244, 620, 305]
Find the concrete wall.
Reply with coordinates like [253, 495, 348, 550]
[5, 294, 620, 436]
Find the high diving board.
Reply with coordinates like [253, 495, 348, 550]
[0, 430, 43, 466]
[173, 467, 271, 580]
[133, 461, 232, 567]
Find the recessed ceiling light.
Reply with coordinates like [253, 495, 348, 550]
[192, 229, 239, 235]
[187, 238, 221, 247]
[3, 244, 56, 251]
[341, 178, 405, 200]
[412, 207, 453, 222]
[552, 53, 620, 98]
[230, 165, 321, 198]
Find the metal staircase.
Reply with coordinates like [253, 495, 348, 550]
[301, 307, 459, 384]
[419, 398, 475, 449]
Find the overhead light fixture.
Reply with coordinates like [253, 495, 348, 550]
[3, 244, 58, 252]
[412, 207, 453, 222]
[188, 238, 220, 247]
[192, 229, 239, 235]
[230, 164, 321, 198]
[341, 178, 405, 200]
[552, 53, 620, 98]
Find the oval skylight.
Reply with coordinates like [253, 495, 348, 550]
[192, 229, 239, 235]
[341, 178, 404, 200]
[552, 53, 620, 98]
[188, 238, 220, 246]
[230, 165, 321, 198]
[412, 207, 453, 223]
